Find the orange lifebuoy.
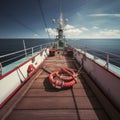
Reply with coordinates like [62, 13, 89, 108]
[56, 68, 76, 81]
[27, 64, 35, 75]
[49, 68, 77, 89]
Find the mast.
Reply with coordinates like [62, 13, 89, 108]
[58, 11, 64, 39]
[53, 11, 68, 50]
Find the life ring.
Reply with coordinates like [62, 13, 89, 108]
[27, 64, 35, 75]
[56, 68, 76, 81]
[49, 68, 77, 89]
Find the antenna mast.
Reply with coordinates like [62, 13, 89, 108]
[52, 0, 68, 50]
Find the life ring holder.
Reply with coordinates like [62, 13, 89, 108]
[27, 64, 35, 76]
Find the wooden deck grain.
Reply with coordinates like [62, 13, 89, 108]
[5, 51, 109, 120]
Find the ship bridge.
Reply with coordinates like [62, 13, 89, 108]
[53, 12, 67, 50]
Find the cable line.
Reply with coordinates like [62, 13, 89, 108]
[0, 9, 40, 36]
[38, 0, 51, 40]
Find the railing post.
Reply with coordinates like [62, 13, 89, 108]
[106, 54, 109, 69]
[23, 40, 27, 57]
[41, 45, 43, 50]
[84, 46, 87, 54]
[39, 45, 41, 50]
[32, 47, 33, 56]
[0, 63, 2, 76]
[45, 43, 47, 48]
[47, 43, 49, 48]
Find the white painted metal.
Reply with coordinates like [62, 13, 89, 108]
[73, 48, 120, 109]
[0, 48, 49, 106]
[0, 71, 21, 104]
[23, 40, 27, 56]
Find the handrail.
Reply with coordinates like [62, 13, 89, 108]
[86, 47, 120, 58]
[70, 43, 120, 71]
[71, 45, 120, 77]
[82, 46, 120, 69]
[0, 49, 25, 59]
[0, 42, 53, 58]
[0, 42, 54, 66]
[1, 53, 25, 64]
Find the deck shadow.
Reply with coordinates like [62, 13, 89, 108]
[77, 73, 110, 119]
[43, 77, 71, 92]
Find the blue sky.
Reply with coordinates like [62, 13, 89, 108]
[0, 0, 120, 38]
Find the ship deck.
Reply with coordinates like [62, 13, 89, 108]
[1, 51, 110, 120]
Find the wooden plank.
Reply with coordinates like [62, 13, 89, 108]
[34, 78, 46, 83]
[72, 89, 95, 97]
[76, 97, 102, 109]
[39, 72, 49, 77]
[31, 77, 53, 89]
[72, 81, 88, 89]
[6, 110, 78, 120]
[7, 109, 109, 120]
[78, 110, 109, 120]
[26, 89, 72, 97]
[15, 97, 75, 109]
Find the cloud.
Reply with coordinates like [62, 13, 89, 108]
[65, 24, 74, 29]
[80, 27, 88, 31]
[97, 29, 120, 38]
[33, 34, 40, 38]
[34, 34, 39, 36]
[64, 24, 83, 38]
[92, 26, 99, 30]
[45, 28, 57, 36]
[89, 14, 120, 17]
[64, 28, 82, 38]
[46, 24, 83, 38]
[45, 24, 120, 38]
[89, 29, 120, 38]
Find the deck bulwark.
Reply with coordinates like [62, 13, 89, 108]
[2, 51, 109, 120]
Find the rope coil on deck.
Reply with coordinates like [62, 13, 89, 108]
[49, 68, 77, 89]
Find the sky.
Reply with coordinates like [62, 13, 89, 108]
[0, 0, 120, 38]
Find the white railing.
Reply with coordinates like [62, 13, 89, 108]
[0, 42, 54, 66]
[84, 47, 120, 69]
[0, 46, 50, 109]
[69, 44, 120, 69]
[70, 44, 120, 75]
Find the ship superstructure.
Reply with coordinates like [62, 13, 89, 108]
[53, 11, 68, 50]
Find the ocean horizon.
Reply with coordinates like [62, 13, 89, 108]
[0, 38, 120, 67]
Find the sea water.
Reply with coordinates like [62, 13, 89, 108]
[0, 38, 120, 67]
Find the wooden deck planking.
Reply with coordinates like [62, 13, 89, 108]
[26, 89, 72, 97]
[6, 51, 109, 120]
[6, 109, 109, 120]
[15, 97, 75, 110]
[6, 110, 78, 120]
